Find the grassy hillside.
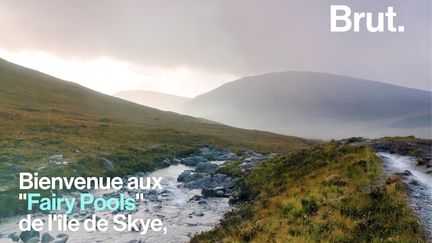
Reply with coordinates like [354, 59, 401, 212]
[0, 58, 313, 217]
[192, 142, 425, 242]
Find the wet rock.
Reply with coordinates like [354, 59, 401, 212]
[26, 237, 39, 243]
[100, 158, 113, 170]
[52, 238, 68, 243]
[56, 233, 69, 239]
[178, 170, 206, 183]
[183, 173, 232, 190]
[183, 175, 212, 189]
[20, 229, 40, 242]
[41, 232, 55, 242]
[203, 186, 228, 198]
[427, 170, 432, 174]
[54, 234, 69, 243]
[410, 180, 420, 186]
[198, 200, 208, 205]
[191, 211, 204, 217]
[199, 147, 237, 160]
[189, 195, 205, 201]
[153, 205, 163, 210]
[132, 222, 142, 232]
[182, 156, 207, 166]
[402, 170, 413, 176]
[199, 147, 215, 158]
[162, 158, 171, 166]
[218, 152, 238, 161]
[196, 162, 219, 172]
[144, 190, 158, 201]
[8, 232, 19, 242]
[216, 190, 225, 197]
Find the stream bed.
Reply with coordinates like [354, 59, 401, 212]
[378, 152, 432, 240]
[0, 164, 233, 243]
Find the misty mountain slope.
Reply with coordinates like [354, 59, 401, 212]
[115, 90, 190, 112]
[0, 58, 312, 151]
[181, 71, 432, 139]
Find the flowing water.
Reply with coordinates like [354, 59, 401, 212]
[378, 152, 432, 240]
[0, 164, 232, 243]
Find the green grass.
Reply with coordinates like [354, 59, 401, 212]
[191, 142, 426, 242]
[0, 58, 314, 217]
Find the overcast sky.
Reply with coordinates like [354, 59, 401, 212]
[0, 0, 430, 97]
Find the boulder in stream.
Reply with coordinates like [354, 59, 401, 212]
[41, 232, 55, 242]
[182, 156, 207, 166]
[19, 229, 40, 242]
[196, 162, 219, 172]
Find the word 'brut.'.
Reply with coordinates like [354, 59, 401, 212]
[331, 5, 405, 32]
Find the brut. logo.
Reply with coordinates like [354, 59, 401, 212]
[330, 5, 405, 33]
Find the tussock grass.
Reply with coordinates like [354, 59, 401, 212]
[191, 142, 425, 242]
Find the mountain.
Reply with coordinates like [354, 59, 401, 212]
[0, 58, 313, 216]
[181, 71, 432, 139]
[115, 90, 190, 112]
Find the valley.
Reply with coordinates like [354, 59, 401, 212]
[0, 58, 430, 242]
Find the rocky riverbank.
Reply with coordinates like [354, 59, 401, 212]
[0, 147, 276, 243]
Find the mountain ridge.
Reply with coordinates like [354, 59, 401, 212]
[180, 71, 431, 139]
[115, 89, 190, 112]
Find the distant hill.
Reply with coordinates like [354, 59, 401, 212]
[181, 71, 432, 139]
[115, 90, 190, 112]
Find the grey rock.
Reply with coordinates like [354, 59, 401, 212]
[8, 233, 19, 242]
[182, 156, 207, 166]
[100, 158, 113, 170]
[19, 229, 40, 242]
[239, 162, 254, 170]
[52, 238, 68, 243]
[198, 200, 208, 205]
[410, 180, 420, 186]
[196, 162, 219, 172]
[191, 211, 204, 217]
[56, 233, 69, 239]
[41, 232, 55, 242]
[189, 195, 205, 201]
[162, 158, 171, 166]
[403, 170, 413, 176]
[218, 152, 238, 161]
[53, 233, 69, 243]
[26, 237, 40, 243]
[178, 170, 206, 182]
[202, 186, 228, 198]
